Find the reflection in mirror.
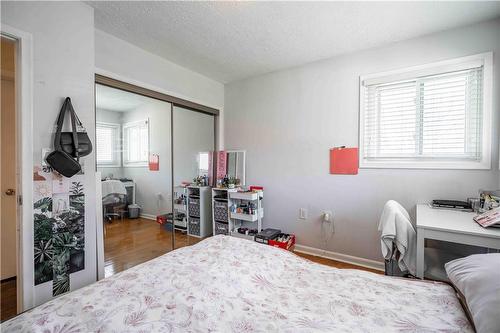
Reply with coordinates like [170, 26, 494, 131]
[227, 151, 245, 185]
[173, 106, 215, 249]
[95, 83, 173, 278]
[198, 152, 210, 177]
[215, 150, 246, 187]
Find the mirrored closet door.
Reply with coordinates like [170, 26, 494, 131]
[95, 83, 173, 278]
[172, 106, 215, 249]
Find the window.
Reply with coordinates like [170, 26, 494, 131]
[123, 119, 149, 166]
[198, 152, 209, 176]
[96, 122, 120, 167]
[359, 53, 492, 169]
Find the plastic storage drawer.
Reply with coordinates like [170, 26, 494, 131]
[214, 221, 229, 235]
[188, 198, 200, 217]
[214, 201, 228, 222]
[188, 217, 200, 236]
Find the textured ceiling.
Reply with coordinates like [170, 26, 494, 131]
[88, 1, 500, 83]
[96, 84, 146, 112]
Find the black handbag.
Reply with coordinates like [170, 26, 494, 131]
[59, 98, 92, 157]
[45, 98, 83, 177]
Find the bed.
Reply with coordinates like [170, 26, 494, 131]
[3, 235, 472, 332]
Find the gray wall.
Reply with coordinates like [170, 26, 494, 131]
[94, 29, 225, 149]
[173, 107, 215, 186]
[224, 18, 500, 262]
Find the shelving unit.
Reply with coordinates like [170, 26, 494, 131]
[173, 186, 188, 232]
[187, 186, 213, 238]
[228, 190, 264, 241]
[211, 188, 237, 236]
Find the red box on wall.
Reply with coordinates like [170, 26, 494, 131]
[268, 234, 296, 251]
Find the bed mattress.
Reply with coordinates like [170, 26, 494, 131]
[3, 235, 472, 332]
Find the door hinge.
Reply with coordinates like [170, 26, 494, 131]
[18, 195, 23, 206]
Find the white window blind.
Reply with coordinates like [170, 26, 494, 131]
[123, 119, 149, 166]
[361, 64, 484, 166]
[96, 123, 120, 166]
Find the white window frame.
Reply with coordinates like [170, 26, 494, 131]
[96, 121, 121, 167]
[122, 119, 149, 167]
[359, 52, 492, 170]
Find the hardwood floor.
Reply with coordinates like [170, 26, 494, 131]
[104, 217, 200, 277]
[1, 278, 17, 322]
[294, 252, 382, 274]
[104, 217, 380, 277]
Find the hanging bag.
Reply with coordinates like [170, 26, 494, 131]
[60, 98, 92, 157]
[45, 98, 82, 177]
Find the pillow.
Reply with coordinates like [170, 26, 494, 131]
[445, 253, 500, 333]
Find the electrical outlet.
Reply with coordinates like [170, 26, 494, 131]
[299, 208, 308, 220]
[322, 210, 333, 223]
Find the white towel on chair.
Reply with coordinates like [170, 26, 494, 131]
[101, 180, 127, 198]
[378, 200, 416, 276]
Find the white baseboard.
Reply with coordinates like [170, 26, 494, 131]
[294, 244, 385, 272]
[140, 213, 156, 221]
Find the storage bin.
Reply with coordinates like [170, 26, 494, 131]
[188, 198, 200, 217]
[214, 201, 228, 222]
[268, 233, 296, 251]
[128, 204, 141, 219]
[214, 221, 229, 235]
[188, 217, 200, 236]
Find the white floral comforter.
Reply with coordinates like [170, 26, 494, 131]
[3, 235, 471, 332]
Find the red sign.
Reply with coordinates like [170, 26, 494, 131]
[149, 154, 159, 171]
[330, 147, 358, 175]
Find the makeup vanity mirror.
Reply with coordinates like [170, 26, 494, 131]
[226, 150, 246, 185]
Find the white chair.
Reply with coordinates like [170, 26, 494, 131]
[378, 200, 457, 281]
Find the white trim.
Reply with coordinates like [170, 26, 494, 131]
[294, 244, 385, 272]
[95, 172, 105, 281]
[1, 24, 34, 311]
[359, 52, 493, 170]
[140, 213, 156, 220]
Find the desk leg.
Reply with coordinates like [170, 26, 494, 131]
[416, 230, 424, 279]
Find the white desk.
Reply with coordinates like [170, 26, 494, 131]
[416, 204, 500, 278]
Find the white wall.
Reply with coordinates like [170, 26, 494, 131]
[121, 100, 172, 217]
[94, 29, 225, 149]
[1, 1, 96, 308]
[224, 18, 500, 263]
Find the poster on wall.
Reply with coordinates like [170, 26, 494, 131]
[33, 166, 85, 296]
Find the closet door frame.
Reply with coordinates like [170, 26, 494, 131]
[95, 74, 219, 263]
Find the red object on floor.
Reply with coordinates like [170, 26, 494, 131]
[330, 147, 358, 175]
[268, 234, 296, 251]
[156, 214, 168, 225]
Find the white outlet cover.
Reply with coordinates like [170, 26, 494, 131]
[299, 208, 308, 219]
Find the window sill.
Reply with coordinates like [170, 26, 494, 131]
[359, 159, 491, 170]
[123, 163, 148, 168]
[97, 164, 121, 168]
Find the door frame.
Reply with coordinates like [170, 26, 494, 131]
[1, 24, 34, 312]
[94, 70, 220, 279]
